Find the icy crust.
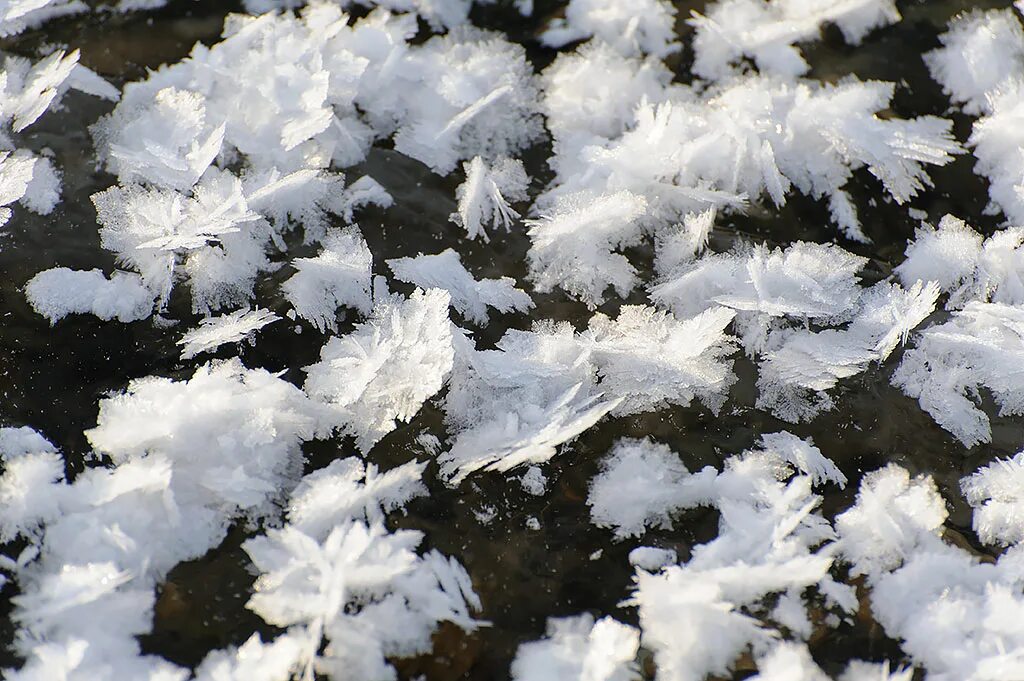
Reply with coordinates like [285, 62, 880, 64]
[690, 0, 901, 81]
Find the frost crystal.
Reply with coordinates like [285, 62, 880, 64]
[961, 451, 1024, 547]
[450, 156, 529, 241]
[581, 305, 737, 416]
[5, 360, 326, 679]
[286, 457, 428, 539]
[587, 438, 716, 539]
[391, 28, 543, 174]
[304, 286, 454, 452]
[440, 322, 616, 484]
[757, 281, 939, 423]
[836, 464, 1024, 681]
[387, 248, 533, 325]
[925, 10, 1024, 223]
[539, 0, 679, 57]
[525, 191, 648, 308]
[282, 226, 373, 332]
[540, 75, 958, 248]
[177, 307, 280, 360]
[25, 268, 154, 324]
[835, 464, 946, 576]
[627, 434, 853, 681]
[510, 614, 640, 681]
[691, 0, 901, 81]
[897, 214, 1024, 309]
[893, 302, 1024, 448]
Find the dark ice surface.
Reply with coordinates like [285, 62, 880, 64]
[0, 1, 1022, 679]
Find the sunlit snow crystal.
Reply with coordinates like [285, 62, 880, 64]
[440, 322, 617, 484]
[193, 632, 305, 681]
[286, 457, 428, 539]
[510, 613, 640, 681]
[652, 241, 867, 356]
[835, 464, 946, 576]
[387, 248, 533, 325]
[757, 280, 939, 423]
[282, 226, 373, 332]
[539, 0, 679, 57]
[627, 435, 854, 681]
[897, 214, 1024, 309]
[25, 267, 154, 324]
[0, 428, 63, 543]
[541, 40, 673, 149]
[0, 1, 87, 37]
[99, 86, 225, 190]
[627, 546, 678, 571]
[526, 190, 648, 308]
[925, 10, 1024, 223]
[541, 76, 959, 244]
[581, 304, 737, 416]
[961, 451, 1024, 547]
[244, 521, 482, 681]
[747, 642, 830, 681]
[87, 359, 325, 523]
[304, 285, 454, 452]
[177, 307, 280, 360]
[391, 27, 542, 175]
[893, 301, 1024, 448]
[450, 156, 528, 241]
[587, 438, 716, 539]
[839, 464, 1024, 681]
[924, 8, 1024, 116]
[690, 0, 901, 81]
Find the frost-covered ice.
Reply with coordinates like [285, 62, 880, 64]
[8, 0, 1024, 679]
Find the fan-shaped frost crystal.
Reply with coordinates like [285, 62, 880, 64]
[177, 307, 280, 360]
[304, 286, 455, 452]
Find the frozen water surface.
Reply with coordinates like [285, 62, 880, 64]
[1, 0, 1024, 680]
